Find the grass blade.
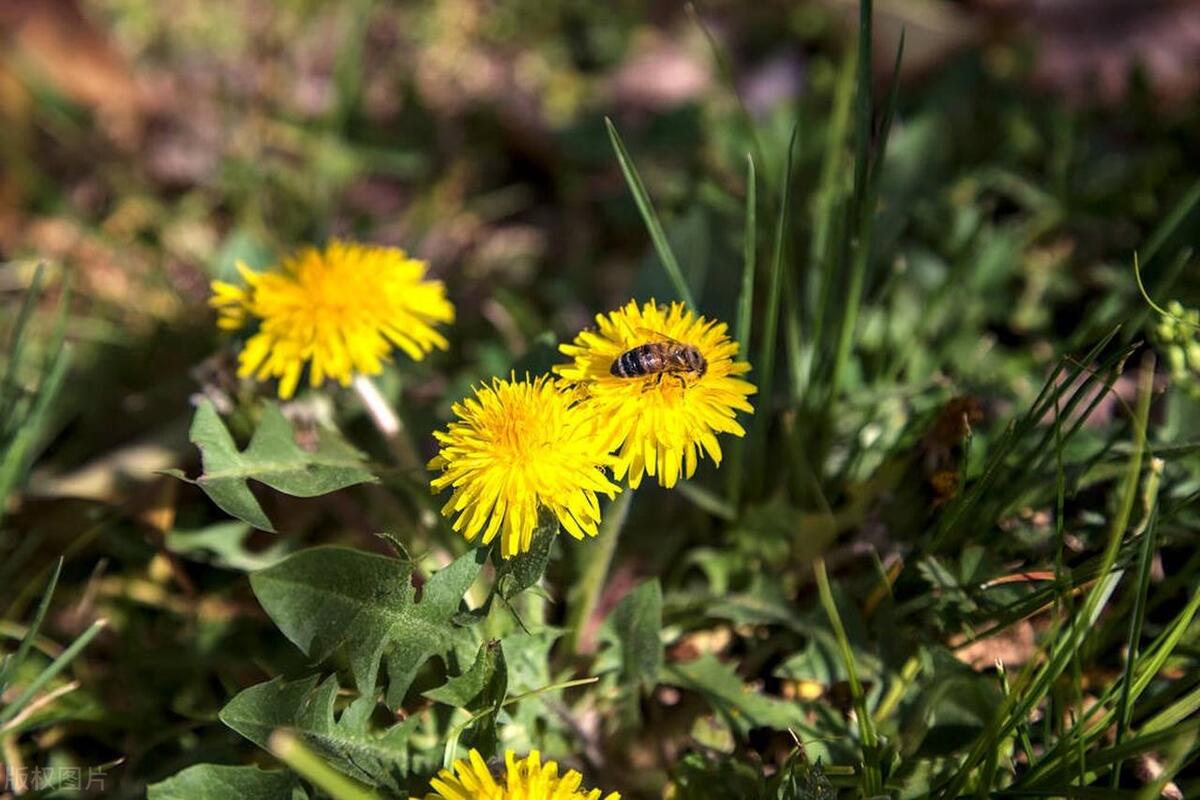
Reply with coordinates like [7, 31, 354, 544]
[1139, 176, 1200, 267]
[814, 558, 880, 796]
[685, 3, 769, 191]
[0, 263, 46, 419]
[727, 154, 757, 508]
[750, 124, 799, 496]
[1111, 455, 1162, 786]
[807, 48, 856, 379]
[0, 617, 107, 726]
[0, 558, 63, 694]
[605, 118, 696, 309]
[826, 18, 904, 412]
[269, 730, 382, 800]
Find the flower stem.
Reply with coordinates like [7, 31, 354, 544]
[566, 490, 633, 655]
[353, 374, 420, 472]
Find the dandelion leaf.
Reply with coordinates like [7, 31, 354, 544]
[424, 639, 507, 757]
[667, 654, 809, 737]
[493, 510, 556, 600]
[249, 545, 485, 707]
[219, 674, 417, 792]
[174, 399, 376, 532]
[147, 764, 302, 800]
[608, 579, 663, 689]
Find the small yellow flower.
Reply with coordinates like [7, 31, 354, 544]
[555, 300, 755, 489]
[210, 240, 454, 399]
[428, 375, 620, 558]
[427, 749, 620, 800]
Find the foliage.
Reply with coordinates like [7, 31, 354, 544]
[3, 0, 1200, 798]
[166, 401, 377, 532]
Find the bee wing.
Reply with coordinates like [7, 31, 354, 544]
[634, 326, 685, 346]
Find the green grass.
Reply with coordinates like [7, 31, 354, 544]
[2, 1, 1200, 798]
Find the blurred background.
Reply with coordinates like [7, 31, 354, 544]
[3, 0, 1200, 478]
[3, 0, 1200, 796]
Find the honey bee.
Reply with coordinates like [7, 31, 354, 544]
[610, 329, 707, 387]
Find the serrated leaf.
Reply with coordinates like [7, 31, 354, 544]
[494, 511, 556, 600]
[667, 654, 809, 737]
[219, 675, 417, 792]
[167, 521, 293, 571]
[610, 579, 662, 689]
[147, 764, 301, 800]
[425, 640, 507, 757]
[250, 546, 485, 707]
[423, 640, 503, 708]
[174, 400, 377, 531]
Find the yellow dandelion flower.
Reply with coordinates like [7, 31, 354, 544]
[210, 240, 454, 399]
[427, 749, 620, 800]
[554, 300, 755, 489]
[428, 375, 620, 558]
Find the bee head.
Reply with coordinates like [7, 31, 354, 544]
[685, 347, 707, 377]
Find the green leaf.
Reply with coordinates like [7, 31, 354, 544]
[667, 654, 810, 737]
[250, 546, 485, 706]
[493, 512, 556, 600]
[425, 639, 507, 757]
[221, 674, 417, 792]
[0, 617, 106, 727]
[173, 400, 377, 532]
[605, 117, 696, 309]
[269, 730, 382, 800]
[147, 764, 301, 800]
[423, 640, 505, 708]
[167, 521, 293, 571]
[609, 580, 663, 690]
[0, 558, 61, 697]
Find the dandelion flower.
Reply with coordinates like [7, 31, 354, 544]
[210, 241, 454, 399]
[429, 375, 620, 558]
[555, 300, 755, 489]
[427, 749, 620, 800]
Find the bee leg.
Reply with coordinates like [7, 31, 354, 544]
[673, 374, 688, 390]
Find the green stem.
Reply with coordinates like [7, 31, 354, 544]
[566, 491, 634, 655]
[813, 558, 881, 796]
[269, 730, 381, 800]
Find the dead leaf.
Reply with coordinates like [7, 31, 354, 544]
[952, 619, 1037, 670]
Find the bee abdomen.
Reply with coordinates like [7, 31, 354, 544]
[611, 345, 654, 378]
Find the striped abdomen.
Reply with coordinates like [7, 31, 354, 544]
[610, 343, 668, 378]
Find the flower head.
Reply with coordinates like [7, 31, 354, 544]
[555, 300, 755, 489]
[428, 375, 620, 558]
[210, 240, 454, 399]
[427, 749, 620, 800]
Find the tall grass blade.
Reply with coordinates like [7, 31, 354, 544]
[1111, 454, 1162, 786]
[0, 618, 106, 726]
[814, 558, 881, 796]
[1140, 176, 1200, 267]
[727, 155, 757, 508]
[605, 118, 696, 309]
[0, 266, 71, 529]
[685, 3, 769, 189]
[807, 49, 856, 378]
[0, 263, 46, 417]
[1019, 585, 1200, 788]
[824, 14, 903, 447]
[269, 730, 382, 800]
[750, 125, 799, 496]
[938, 352, 1153, 798]
[0, 558, 63, 694]
[735, 155, 758, 359]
